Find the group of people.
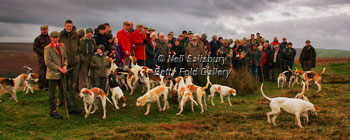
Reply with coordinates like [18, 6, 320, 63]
[33, 19, 317, 119]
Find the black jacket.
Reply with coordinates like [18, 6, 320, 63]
[300, 45, 316, 67]
[283, 48, 296, 61]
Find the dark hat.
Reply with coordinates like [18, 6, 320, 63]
[265, 40, 269, 43]
[287, 42, 293, 45]
[97, 45, 104, 50]
[40, 25, 48, 29]
[188, 31, 193, 35]
[86, 28, 93, 33]
[182, 30, 187, 34]
[136, 24, 143, 27]
[306, 40, 311, 43]
[111, 46, 117, 50]
[123, 21, 130, 25]
[50, 31, 60, 37]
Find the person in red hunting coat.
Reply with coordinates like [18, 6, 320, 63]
[117, 21, 132, 67]
[131, 24, 148, 66]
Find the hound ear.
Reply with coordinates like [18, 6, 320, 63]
[229, 89, 235, 93]
[314, 105, 320, 112]
[140, 96, 147, 107]
[20, 74, 27, 80]
[121, 96, 127, 103]
[31, 73, 39, 78]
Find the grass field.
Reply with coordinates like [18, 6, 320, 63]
[0, 63, 349, 139]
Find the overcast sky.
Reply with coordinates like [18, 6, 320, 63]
[0, 0, 349, 50]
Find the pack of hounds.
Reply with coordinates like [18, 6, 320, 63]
[0, 56, 325, 128]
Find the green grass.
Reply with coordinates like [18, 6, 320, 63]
[1, 64, 350, 139]
[316, 49, 350, 58]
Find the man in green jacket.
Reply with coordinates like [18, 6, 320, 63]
[79, 28, 97, 90]
[44, 31, 79, 119]
[59, 20, 81, 110]
[90, 45, 111, 92]
[217, 39, 233, 70]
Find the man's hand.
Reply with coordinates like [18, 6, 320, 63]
[125, 51, 129, 56]
[59, 66, 67, 74]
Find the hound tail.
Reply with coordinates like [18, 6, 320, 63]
[23, 66, 33, 71]
[207, 75, 213, 86]
[298, 82, 306, 98]
[201, 75, 210, 90]
[320, 68, 326, 75]
[260, 83, 271, 101]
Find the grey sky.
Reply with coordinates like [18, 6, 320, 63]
[0, 0, 349, 50]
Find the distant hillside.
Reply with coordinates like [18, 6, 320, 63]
[295, 48, 350, 58]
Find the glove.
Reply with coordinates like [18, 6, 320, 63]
[143, 39, 148, 44]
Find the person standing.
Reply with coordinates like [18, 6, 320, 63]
[90, 45, 111, 92]
[270, 45, 283, 82]
[258, 46, 266, 82]
[216, 39, 233, 70]
[145, 32, 159, 70]
[110, 37, 124, 66]
[157, 33, 170, 73]
[94, 24, 109, 52]
[33, 25, 50, 90]
[117, 21, 132, 67]
[300, 40, 316, 71]
[263, 41, 273, 81]
[246, 44, 262, 80]
[44, 31, 78, 119]
[284, 42, 296, 78]
[131, 24, 148, 66]
[78, 28, 97, 90]
[59, 20, 81, 114]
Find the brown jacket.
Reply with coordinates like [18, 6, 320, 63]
[33, 34, 50, 64]
[44, 42, 68, 80]
[185, 40, 205, 68]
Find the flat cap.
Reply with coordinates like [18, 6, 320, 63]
[143, 26, 148, 29]
[97, 45, 104, 50]
[136, 24, 143, 27]
[178, 33, 183, 37]
[40, 25, 48, 29]
[50, 31, 60, 37]
[148, 28, 156, 31]
[305, 40, 311, 43]
[86, 28, 93, 33]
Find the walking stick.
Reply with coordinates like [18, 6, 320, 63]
[60, 73, 70, 119]
[260, 64, 264, 83]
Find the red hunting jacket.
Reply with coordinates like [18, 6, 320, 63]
[117, 29, 132, 58]
[131, 30, 147, 60]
